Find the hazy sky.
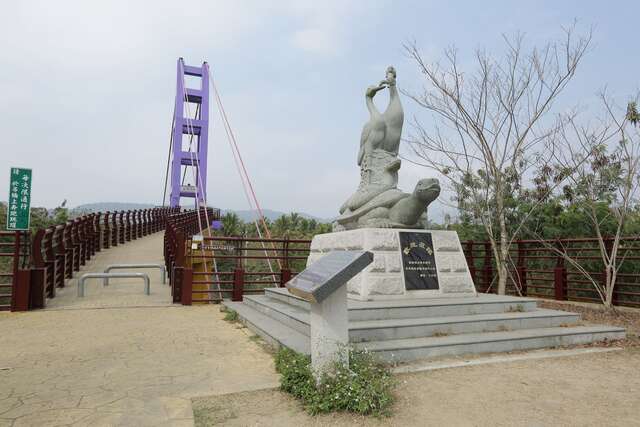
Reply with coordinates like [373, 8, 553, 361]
[1, 1, 639, 220]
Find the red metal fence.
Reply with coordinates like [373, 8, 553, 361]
[163, 209, 312, 304]
[462, 237, 640, 308]
[162, 222, 640, 309]
[1, 207, 178, 311]
[188, 235, 310, 303]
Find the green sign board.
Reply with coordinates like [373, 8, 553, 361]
[6, 167, 32, 231]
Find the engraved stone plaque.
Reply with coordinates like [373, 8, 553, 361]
[399, 232, 439, 290]
[286, 251, 373, 303]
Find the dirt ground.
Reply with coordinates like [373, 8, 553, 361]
[192, 300, 640, 427]
[193, 346, 640, 427]
[539, 300, 640, 338]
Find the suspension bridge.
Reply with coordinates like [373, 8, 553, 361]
[0, 58, 308, 426]
[1, 58, 304, 313]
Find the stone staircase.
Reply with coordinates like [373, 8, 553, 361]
[223, 288, 625, 363]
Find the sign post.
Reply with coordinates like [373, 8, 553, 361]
[6, 167, 32, 231]
[286, 251, 373, 380]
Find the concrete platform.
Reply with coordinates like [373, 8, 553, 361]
[224, 288, 626, 362]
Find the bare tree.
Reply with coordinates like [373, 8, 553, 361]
[403, 25, 592, 295]
[548, 92, 640, 308]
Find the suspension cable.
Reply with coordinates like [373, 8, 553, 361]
[162, 106, 176, 206]
[208, 72, 277, 242]
[206, 68, 281, 282]
[217, 117, 279, 282]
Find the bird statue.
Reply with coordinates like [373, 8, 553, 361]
[380, 66, 404, 156]
[357, 82, 388, 167]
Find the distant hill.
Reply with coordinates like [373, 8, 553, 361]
[72, 202, 155, 214]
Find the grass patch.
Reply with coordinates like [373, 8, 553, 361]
[274, 347, 395, 417]
[223, 308, 239, 322]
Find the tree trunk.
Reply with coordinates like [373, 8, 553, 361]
[496, 256, 508, 295]
[604, 266, 614, 308]
[497, 188, 509, 295]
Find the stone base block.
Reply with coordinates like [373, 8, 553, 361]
[308, 228, 477, 301]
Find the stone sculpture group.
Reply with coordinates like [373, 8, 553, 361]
[334, 67, 440, 230]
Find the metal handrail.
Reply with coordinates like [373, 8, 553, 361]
[77, 273, 150, 297]
[103, 263, 166, 286]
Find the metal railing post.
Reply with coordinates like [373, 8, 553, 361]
[553, 240, 567, 300]
[464, 240, 476, 287]
[181, 268, 193, 305]
[517, 241, 527, 296]
[232, 268, 244, 301]
[11, 231, 31, 312]
[483, 242, 493, 293]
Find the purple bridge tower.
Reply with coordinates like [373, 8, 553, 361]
[170, 58, 210, 208]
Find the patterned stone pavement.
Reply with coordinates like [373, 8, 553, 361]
[0, 234, 279, 426]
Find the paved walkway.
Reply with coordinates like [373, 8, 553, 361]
[46, 234, 173, 310]
[0, 234, 279, 426]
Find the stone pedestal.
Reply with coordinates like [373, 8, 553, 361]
[309, 285, 349, 379]
[308, 229, 476, 301]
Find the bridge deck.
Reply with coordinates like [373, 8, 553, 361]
[46, 233, 172, 310]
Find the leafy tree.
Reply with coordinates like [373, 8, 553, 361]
[404, 25, 592, 295]
[546, 93, 640, 307]
[220, 212, 242, 236]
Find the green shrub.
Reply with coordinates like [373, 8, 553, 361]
[274, 347, 395, 417]
[223, 308, 238, 322]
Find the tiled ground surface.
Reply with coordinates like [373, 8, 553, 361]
[0, 234, 279, 426]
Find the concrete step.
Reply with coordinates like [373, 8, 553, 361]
[223, 301, 309, 355]
[265, 287, 539, 320]
[243, 295, 310, 336]
[356, 326, 627, 363]
[350, 310, 580, 342]
[226, 299, 625, 362]
[243, 295, 582, 341]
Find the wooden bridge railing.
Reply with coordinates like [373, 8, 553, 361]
[462, 237, 640, 308]
[1, 206, 180, 311]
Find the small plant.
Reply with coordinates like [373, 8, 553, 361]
[432, 331, 450, 337]
[274, 347, 395, 417]
[507, 304, 525, 313]
[559, 322, 583, 328]
[223, 308, 239, 322]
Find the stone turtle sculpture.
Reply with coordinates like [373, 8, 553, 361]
[335, 178, 441, 229]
